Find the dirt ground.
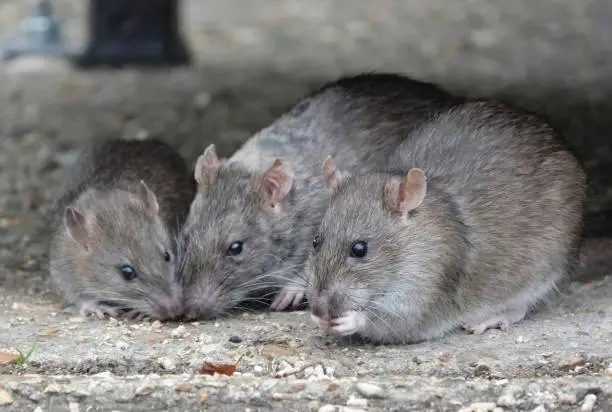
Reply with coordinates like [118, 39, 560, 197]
[0, 0, 610, 411]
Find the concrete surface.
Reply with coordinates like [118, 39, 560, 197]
[0, 0, 611, 411]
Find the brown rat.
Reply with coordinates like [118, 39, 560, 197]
[179, 73, 463, 320]
[48, 138, 196, 320]
[306, 100, 586, 344]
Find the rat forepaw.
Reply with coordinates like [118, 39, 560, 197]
[270, 285, 306, 311]
[330, 311, 368, 336]
[78, 301, 118, 319]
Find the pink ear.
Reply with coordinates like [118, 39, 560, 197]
[261, 159, 294, 206]
[322, 156, 345, 194]
[195, 144, 221, 186]
[395, 168, 427, 213]
[64, 207, 91, 251]
[136, 180, 159, 217]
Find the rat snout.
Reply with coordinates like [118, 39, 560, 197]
[183, 282, 222, 320]
[157, 300, 183, 320]
[310, 288, 345, 320]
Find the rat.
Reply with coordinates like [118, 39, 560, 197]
[179, 73, 464, 320]
[306, 100, 586, 344]
[47, 137, 196, 320]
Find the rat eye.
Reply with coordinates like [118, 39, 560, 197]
[312, 235, 321, 251]
[163, 251, 171, 262]
[350, 241, 368, 258]
[119, 265, 138, 281]
[227, 241, 244, 256]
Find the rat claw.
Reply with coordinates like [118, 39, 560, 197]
[291, 289, 305, 308]
[311, 313, 331, 329]
[271, 285, 305, 311]
[462, 307, 528, 335]
[78, 301, 118, 319]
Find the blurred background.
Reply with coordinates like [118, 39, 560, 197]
[0, 0, 611, 293]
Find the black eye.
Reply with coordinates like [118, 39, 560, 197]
[119, 265, 138, 281]
[313, 235, 321, 251]
[164, 251, 171, 262]
[350, 241, 368, 258]
[227, 241, 243, 256]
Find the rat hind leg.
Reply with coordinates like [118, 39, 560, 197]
[461, 305, 528, 335]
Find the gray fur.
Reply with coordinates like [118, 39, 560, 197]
[306, 100, 587, 344]
[48, 138, 196, 320]
[180, 73, 463, 319]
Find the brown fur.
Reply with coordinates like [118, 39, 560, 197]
[179, 73, 464, 319]
[48, 138, 196, 320]
[306, 100, 587, 344]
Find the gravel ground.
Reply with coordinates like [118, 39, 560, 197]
[0, 0, 611, 410]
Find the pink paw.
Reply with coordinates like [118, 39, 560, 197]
[462, 307, 527, 335]
[462, 317, 511, 335]
[78, 301, 119, 319]
[311, 311, 367, 337]
[270, 285, 305, 311]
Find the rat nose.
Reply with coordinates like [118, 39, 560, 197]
[159, 301, 183, 320]
[310, 294, 331, 320]
[310, 289, 345, 320]
[184, 302, 202, 320]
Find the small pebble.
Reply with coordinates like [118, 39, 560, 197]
[558, 392, 577, 405]
[458, 402, 498, 412]
[497, 394, 516, 407]
[151, 320, 162, 328]
[355, 382, 385, 398]
[531, 405, 546, 412]
[318, 406, 337, 412]
[229, 335, 242, 343]
[581, 393, 597, 412]
[171, 325, 188, 338]
[346, 397, 368, 407]
[0, 389, 14, 405]
[158, 356, 177, 371]
[68, 402, 80, 412]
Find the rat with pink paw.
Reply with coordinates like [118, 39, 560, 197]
[305, 101, 586, 344]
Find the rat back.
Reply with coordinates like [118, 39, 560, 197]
[388, 100, 586, 320]
[51, 138, 196, 231]
[231, 73, 464, 181]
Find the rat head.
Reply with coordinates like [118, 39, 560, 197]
[305, 157, 454, 335]
[62, 181, 183, 320]
[180, 144, 296, 320]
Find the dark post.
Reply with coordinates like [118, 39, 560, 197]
[74, 0, 191, 68]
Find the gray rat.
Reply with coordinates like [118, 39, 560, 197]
[306, 100, 586, 344]
[48, 138, 196, 320]
[179, 73, 464, 320]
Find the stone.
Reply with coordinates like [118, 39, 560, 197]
[0, 389, 14, 405]
[355, 382, 385, 398]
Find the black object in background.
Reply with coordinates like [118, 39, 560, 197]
[74, 0, 191, 68]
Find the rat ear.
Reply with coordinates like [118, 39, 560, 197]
[195, 144, 221, 187]
[322, 155, 348, 194]
[64, 207, 91, 251]
[137, 180, 159, 217]
[390, 168, 427, 214]
[260, 158, 294, 206]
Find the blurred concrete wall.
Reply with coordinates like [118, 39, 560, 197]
[1, 0, 612, 235]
